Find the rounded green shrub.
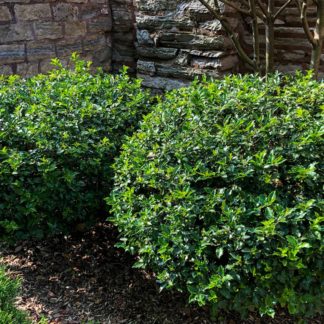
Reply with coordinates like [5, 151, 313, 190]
[109, 73, 324, 318]
[0, 56, 152, 240]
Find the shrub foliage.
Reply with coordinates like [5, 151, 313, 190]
[109, 73, 324, 318]
[0, 56, 152, 240]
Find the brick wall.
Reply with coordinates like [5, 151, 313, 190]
[0, 0, 113, 76]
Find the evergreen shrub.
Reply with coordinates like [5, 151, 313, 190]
[0, 55, 152, 240]
[109, 73, 324, 318]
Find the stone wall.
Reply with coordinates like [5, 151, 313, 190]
[111, 0, 136, 72]
[135, 0, 240, 90]
[0, 0, 135, 76]
[243, 0, 324, 75]
[136, 0, 324, 90]
[1, 0, 323, 82]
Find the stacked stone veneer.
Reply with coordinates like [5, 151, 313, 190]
[0, 0, 135, 76]
[136, 1, 240, 90]
[0, 0, 323, 83]
[136, 0, 324, 90]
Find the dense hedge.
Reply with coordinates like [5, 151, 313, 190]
[0, 267, 29, 324]
[0, 56, 152, 240]
[109, 73, 324, 318]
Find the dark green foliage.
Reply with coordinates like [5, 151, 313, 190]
[109, 73, 324, 318]
[0, 55, 152, 240]
[0, 267, 29, 324]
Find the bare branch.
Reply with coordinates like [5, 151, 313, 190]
[256, 0, 268, 18]
[217, 0, 265, 21]
[265, 0, 275, 74]
[199, 0, 223, 20]
[217, 0, 252, 16]
[294, 0, 302, 13]
[198, 0, 256, 69]
[274, 0, 294, 19]
[213, 0, 220, 11]
[249, 0, 261, 69]
[300, 0, 316, 46]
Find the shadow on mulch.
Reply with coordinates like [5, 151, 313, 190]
[0, 223, 322, 324]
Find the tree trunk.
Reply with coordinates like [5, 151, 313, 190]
[249, 0, 261, 71]
[265, 0, 275, 74]
[311, 0, 324, 79]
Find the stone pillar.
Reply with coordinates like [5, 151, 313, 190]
[110, 0, 137, 72]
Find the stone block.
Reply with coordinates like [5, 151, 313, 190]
[184, 49, 230, 59]
[87, 16, 112, 33]
[15, 4, 51, 21]
[112, 42, 136, 59]
[136, 15, 195, 30]
[56, 38, 82, 56]
[92, 46, 112, 70]
[159, 33, 229, 50]
[200, 20, 222, 32]
[136, 30, 154, 46]
[53, 3, 78, 21]
[175, 52, 190, 66]
[79, 4, 110, 19]
[100, 5, 110, 15]
[66, 0, 87, 3]
[0, 6, 11, 22]
[82, 35, 107, 51]
[65, 21, 87, 37]
[0, 0, 30, 3]
[0, 23, 33, 43]
[90, 0, 108, 4]
[16, 62, 39, 77]
[112, 9, 133, 31]
[34, 22, 63, 40]
[277, 63, 307, 74]
[27, 41, 55, 60]
[137, 60, 156, 76]
[0, 44, 25, 63]
[191, 55, 238, 71]
[113, 32, 133, 45]
[137, 0, 177, 14]
[137, 46, 178, 60]
[138, 74, 189, 91]
[0, 64, 13, 75]
[279, 50, 307, 62]
[154, 64, 195, 80]
[79, 4, 101, 19]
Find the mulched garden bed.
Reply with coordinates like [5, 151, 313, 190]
[0, 223, 322, 324]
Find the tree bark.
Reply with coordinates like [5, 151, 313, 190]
[249, 0, 261, 71]
[311, 0, 324, 79]
[265, 0, 275, 74]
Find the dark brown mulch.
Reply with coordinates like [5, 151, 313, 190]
[0, 223, 322, 324]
